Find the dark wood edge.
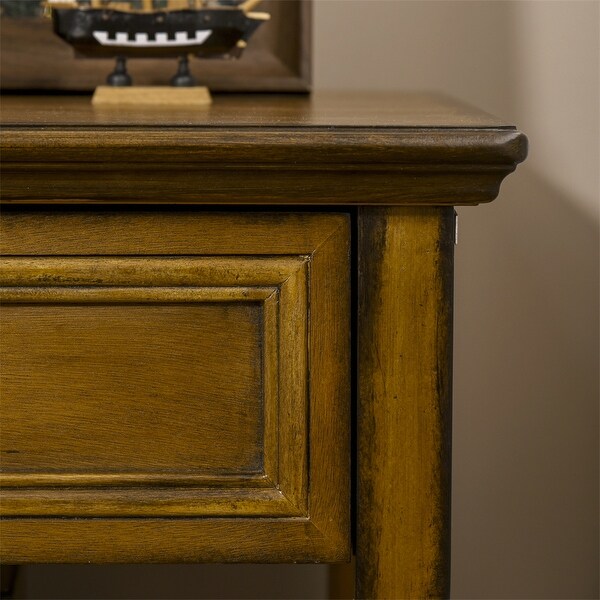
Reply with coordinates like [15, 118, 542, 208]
[0, 128, 527, 164]
[0, 130, 527, 205]
[0, 168, 521, 205]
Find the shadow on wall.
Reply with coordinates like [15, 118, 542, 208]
[453, 164, 599, 599]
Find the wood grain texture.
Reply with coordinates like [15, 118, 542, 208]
[0, 210, 340, 256]
[1, 303, 265, 473]
[0, 93, 508, 127]
[0, 211, 350, 561]
[306, 218, 351, 555]
[357, 207, 454, 599]
[91, 86, 213, 107]
[0, 256, 305, 286]
[0, 94, 527, 205]
[0, 255, 304, 518]
[0, 519, 345, 564]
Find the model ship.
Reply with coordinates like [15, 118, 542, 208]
[46, 0, 269, 86]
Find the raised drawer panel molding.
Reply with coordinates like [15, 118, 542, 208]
[0, 211, 350, 563]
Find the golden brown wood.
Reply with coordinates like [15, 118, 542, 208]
[357, 207, 454, 599]
[92, 86, 212, 107]
[0, 94, 527, 205]
[0, 94, 527, 591]
[0, 256, 305, 286]
[0, 519, 345, 563]
[0, 211, 350, 560]
[306, 217, 351, 555]
[0, 210, 341, 256]
[1, 302, 266, 473]
[0, 257, 304, 518]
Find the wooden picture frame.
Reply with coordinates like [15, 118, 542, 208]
[0, 0, 311, 92]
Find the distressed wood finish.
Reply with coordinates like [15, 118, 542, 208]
[0, 94, 527, 205]
[0, 93, 527, 595]
[0, 211, 350, 561]
[0, 210, 345, 256]
[357, 207, 454, 599]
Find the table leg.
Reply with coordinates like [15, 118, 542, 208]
[0, 565, 19, 599]
[357, 207, 454, 599]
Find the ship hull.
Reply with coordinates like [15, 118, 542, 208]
[52, 8, 264, 59]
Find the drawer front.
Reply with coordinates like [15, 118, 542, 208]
[0, 210, 350, 563]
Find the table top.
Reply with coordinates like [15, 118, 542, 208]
[0, 92, 527, 206]
[1, 92, 511, 129]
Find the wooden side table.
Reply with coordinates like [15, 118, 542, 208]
[0, 93, 526, 599]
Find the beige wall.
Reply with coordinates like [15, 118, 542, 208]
[315, 0, 599, 597]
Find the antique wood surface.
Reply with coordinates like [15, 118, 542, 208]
[0, 209, 347, 255]
[357, 207, 454, 599]
[0, 210, 350, 562]
[0, 94, 527, 594]
[0, 93, 527, 204]
[0, 92, 508, 126]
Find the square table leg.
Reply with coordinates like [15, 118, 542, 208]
[357, 207, 454, 599]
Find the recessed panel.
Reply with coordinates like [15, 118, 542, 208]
[0, 302, 263, 475]
[0, 211, 349, 558]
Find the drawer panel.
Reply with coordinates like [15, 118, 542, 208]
[0, 210, 349, 562]
[2, 302, 265, 474]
